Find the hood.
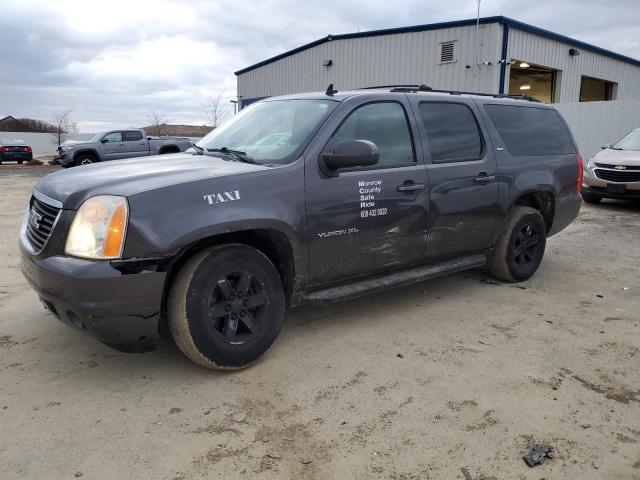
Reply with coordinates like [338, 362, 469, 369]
[593, 148, 640, 166]
[60, 139, 91, 147]
[35, 153, 269, 209]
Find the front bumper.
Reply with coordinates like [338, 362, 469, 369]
[20, 248, 166, 352]
[53, 152, 74, 167]
[582, 166, 640, 200]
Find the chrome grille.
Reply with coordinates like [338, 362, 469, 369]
[23, 193, 62, 254]
[594, 169, 640, 183]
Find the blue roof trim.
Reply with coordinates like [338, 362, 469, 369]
[234, 16, 640, 75]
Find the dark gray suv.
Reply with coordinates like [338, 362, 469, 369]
[20, 86, 582, 369]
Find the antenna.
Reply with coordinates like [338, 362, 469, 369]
[325, 83, 338, 96]
[474, 0, 481, 70]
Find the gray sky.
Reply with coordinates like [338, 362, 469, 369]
[1, 0, 638, 132]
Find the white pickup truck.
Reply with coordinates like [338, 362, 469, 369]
[54, 129, 191, 167]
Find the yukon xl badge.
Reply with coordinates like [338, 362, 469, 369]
[204, 190, 241, 205]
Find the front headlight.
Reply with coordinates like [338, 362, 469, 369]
[65, 195, 128, 259]
[63, 145, 75, 151]
[586, 158, 596, 169]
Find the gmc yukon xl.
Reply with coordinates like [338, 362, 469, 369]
[20, 86, 582, 369]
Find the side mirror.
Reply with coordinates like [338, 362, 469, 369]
[101, 138, 108, 143]
[601, 143, 611, 149]
[320, 140, 379, 176]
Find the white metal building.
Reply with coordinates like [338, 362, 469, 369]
[235, 16, 640, 108]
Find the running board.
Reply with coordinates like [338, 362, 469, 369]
[301, 254, 486, 305]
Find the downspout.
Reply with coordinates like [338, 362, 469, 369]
[498, 22, 509, 94]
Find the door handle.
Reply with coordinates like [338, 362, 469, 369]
[474, 173, 496, 184]
[397, 182, 425, 193]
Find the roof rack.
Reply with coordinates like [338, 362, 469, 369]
[357, 84, 541, 102]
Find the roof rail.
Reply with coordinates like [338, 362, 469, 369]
[357, 85, 541, 102]
[359, 84, 432, 92]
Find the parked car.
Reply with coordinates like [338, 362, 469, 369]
[53, 129, 191, 168]
[0, 139, 32, 164]
[582, 128, 640, 203]
[20, 86, 582, 369]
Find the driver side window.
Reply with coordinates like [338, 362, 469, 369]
[329, 102, 415, 168]
[103, 132, 123, 143]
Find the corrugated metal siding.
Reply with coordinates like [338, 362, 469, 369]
[507, 28, 640, 102]
[238, 24, 503, 99]
[555, 100, 640, 158]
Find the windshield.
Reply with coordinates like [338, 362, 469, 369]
[88, 133, 104, 142]
[196, 99, 338, 164]
[612, 129, 640, 151]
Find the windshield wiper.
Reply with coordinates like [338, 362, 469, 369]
[610, 146, 624, 150]
[207, 147, 259, 164]
[189, 142, 204, 155]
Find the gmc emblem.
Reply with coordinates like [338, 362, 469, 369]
[29, 208, 43, 230]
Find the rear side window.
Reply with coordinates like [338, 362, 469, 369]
[123, 131, 143, 141]
[419, 102, 483, 162]
[485, 105, 576, 156]
[330, 102, 414, 168]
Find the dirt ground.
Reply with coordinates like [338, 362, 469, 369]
[1, 165, 639, 480]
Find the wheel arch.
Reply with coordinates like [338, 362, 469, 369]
[159, 144, 180, 154]
[512, 189, 556, 234]
[158, 226, 303, 331]
[73, 149, 100, 162]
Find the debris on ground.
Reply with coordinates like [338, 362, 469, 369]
[523, 443, 554, 467]
[461, 466, 473, 479]
[480, 278, 502, 286]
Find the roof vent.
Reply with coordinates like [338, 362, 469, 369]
[440, 41, 455, 63]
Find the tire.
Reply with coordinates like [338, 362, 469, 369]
[581, 192, 602, 204]
[168, 244, 286, 370]
[75, 153, 96, 166]
[487, 206, 547, 282]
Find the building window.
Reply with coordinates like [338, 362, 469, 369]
[579, 76, 616, 102]
[439, 41, 456, 63]
[508, 60, 558, 104]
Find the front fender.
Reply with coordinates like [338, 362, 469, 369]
[121, 164, 307, 281]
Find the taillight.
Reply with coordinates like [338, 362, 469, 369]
[577, 153, 584, 193]
[25, 146, 32, 153]
[0, 146, 7, 153]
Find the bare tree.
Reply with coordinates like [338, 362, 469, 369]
[17, 117, 58, 133]
[202, 93, 231, 129]
[147, 111, 172, 137]
[50, 108, 74, 147]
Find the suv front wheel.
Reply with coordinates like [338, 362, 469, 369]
[488, 206, 547, 282]
[168, 244, 286, 370]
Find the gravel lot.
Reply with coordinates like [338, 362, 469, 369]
[1, 166, 639, 480]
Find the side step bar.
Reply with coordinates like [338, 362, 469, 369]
[301, 254, 486, 305]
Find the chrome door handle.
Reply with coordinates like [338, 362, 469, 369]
[397, 183, 425, 192]
[474, 174, 496, 184]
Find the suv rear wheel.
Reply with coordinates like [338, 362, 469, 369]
[488, 206, 547, 282]
[168, 244, 286, 370]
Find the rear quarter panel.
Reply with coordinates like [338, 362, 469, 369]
[474, 99, 581, 237]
